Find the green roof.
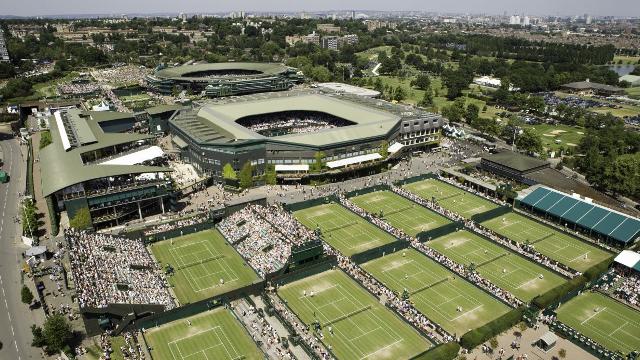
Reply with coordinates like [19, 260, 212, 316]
[482, 151, 549, 172]
[40, 109, 171, 197]
[155, 62, 290, 81]
[146, 104, 183, 116]
[187, 93, 400, 147]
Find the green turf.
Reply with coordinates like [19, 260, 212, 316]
[145, 307, 262, 360]
[429, 230, 566, 301]
[294, 203, 396, 256]
[350, 190, 451, 237]
[556, 292, 640, 355]
[481, 212, 612, 272]
[278, 269, 432, 359]
[403, 179, 499, 218]
[521, 124, 585, 151]
[361, 249, 511, 335]
[149, 229, 259, 304]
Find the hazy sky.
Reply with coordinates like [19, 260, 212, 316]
[2, 0, 639, 17]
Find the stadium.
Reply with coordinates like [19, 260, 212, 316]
[145, 62, 304, 97]
[169, 91, 443, 182]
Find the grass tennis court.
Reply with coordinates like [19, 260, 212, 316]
[278, 269, 431, 359]
[429, 230, 566, 301]
[557, 292, 640, 355]
[150, 229, 259, 304]
[145, 307, 262, 360]
[403, 179, 499, 218]
[294, 203, 397, 256]
[350, 190, 451, 237]
[482, 212, 612, 272]
[362, 249, 511, 335]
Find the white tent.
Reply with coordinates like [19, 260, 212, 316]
[100, 146, 164, 166]
[326, 153, 382, 169]
[275, 164, 309, 172]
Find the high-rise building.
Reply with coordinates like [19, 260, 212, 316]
[321, 36, 339, 50]
[509, 15, 521, 25]
[523, 16, 530, 26]
[0, 29, 10, 62]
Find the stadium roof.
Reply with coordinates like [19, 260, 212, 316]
[561, 81, 624, 93]
[614, 250, 640, 272]
[188, 93, 401, 147]
[482, 150, 549, 172]
[39, 109, 171, 197]
[317, 82, 381, 97]
[520, 186, 640, 245]
[155, 62, 290, 81]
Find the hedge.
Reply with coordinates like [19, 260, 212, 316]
[411, 342, 461, 360]
[583, 255, 615, 281]
[532, 276, 587, 309]
[460, 307, 525, 350]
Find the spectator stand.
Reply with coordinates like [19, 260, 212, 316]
[122, 213, 215, 244]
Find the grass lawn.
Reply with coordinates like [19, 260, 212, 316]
[278, 269, 432, 360]
[612, 55, 640, 65]
[145, 307, 262, 360]
[521, 123, 585, 151]
[294, 203, 397, 256]
[403, 178, 498, 218]
[626, 86, 640, 99]
[350, 190, 451, 238]
[556, 292, 640, 355]
[32, 71, 80, 98]
[481, 212, 612, 273]
[149, 229, 259, 305]
[429, 230, 566, 301]
[362, 249, 511, 335]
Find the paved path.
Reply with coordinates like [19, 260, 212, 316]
[0, 130, 43, 360]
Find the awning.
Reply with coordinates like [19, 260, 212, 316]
[25, 245, 47, 257]
[327, 153, 382, 169]
[388, 142, 404, 154]
[172, 136, 188, 149]
[100, 146, 164, 166]
[539, 332, 558, 347]
[275, 164, 309, 172]
[614, 250, 640, 270]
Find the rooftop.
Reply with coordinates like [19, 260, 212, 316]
[561, 81, 624, 93]
[482, 150, 549, 172]
[155, 62, 291, 81]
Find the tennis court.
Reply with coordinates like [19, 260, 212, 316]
[278, 269, 432, 360]
[557, 292, 640, 355]
[429, 230, 566, 301]
[362, 248, 511, 335]
[145, 307, 262, 360]
[294, 203, 397, 256]
[403, 179, 498, 218]
[482, 212, 612, 272]
[350, 190, 451, 237]
[150, 229, 259, 304]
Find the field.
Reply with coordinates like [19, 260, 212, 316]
[403, 179, 498, 218]
[626, 86, 640, 99]
[362, 249, 511, 335]
[350, 190, 451, 237]
[144, 308, 262, 360]
[429, 230, 565, 301]
[278, 269, 432, 359]
[294, 203, 396, 256]
[556, 292, 640, 355]
[149, 229, 259, 304]
[481, 212, 612, 272]
[522, 124, 585, 151]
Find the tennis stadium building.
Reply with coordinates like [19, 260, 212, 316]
[519, 185, 640, 247]
[169, 91, 443, 182]
[40, 108, 175, 229]
[146, 62, 304, 97]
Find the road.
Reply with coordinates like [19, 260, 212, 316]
[0, 131, 42, 360]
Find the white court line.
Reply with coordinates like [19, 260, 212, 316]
[581, 307, 606, 325]
[450, 304, 483, 321]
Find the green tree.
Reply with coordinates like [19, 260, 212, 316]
[238, 162, 253, 189]
[465, 103, 480, 125]
[222, 163, 237, 179]
[39, 131, 52, 149]
[604, 153, 640, 197]
[31, 325, 46, 348]
[264, 164, 277, 185]
[311, 151, 326, 172]
[43, 314, 73, 353]
[418, 87, 434, 107]
[393, 86, 406, 102]
[21, 199, 38, 236]
[21, 285, 34, 304]
[69, 207, 92, 230]
[411, 74, 431, 90]
[378, 140, 389, 159]
[515, 128, 544, 154]
[442, 98, 466, 124]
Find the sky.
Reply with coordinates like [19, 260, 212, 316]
[2, 0, 639, 17]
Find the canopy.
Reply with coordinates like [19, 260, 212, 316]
[275, 164, 309, 172]
[538, 332, 558, 347]
[326, 153, 382, 169]
[614, 250, 640, 271]
[100, 146, 164, 166]
[388, 142, 404, 154]
[25, 245, 47, 257]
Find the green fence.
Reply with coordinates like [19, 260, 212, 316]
[26, 139, 34, 197]
[269, 257, 337, 286]
[351, 241, 409, 264]
[345, 184, 390, 198]
[46, 195, 60, 236]
[395, 173, 439, 187]
[470, 206, 513, 223]
[417, 222, 463, 242]
[411, 342, 461, 360]
[123, 220, 216, 244]
[284, 195, 339, 213]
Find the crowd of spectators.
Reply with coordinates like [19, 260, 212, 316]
[143, 213, 209, 236]
[238, 112, 350, 137]
[66, 229, 174, 309]
[57, 82, 101, 96]
[612, 270, 640, 308]
[92, 65, 150, 86]
[234, 299, 295, 359]
[537, 92, 606, 109]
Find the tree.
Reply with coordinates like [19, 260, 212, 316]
[311, 151, 325, 172]
[21, 199, 38, 236]
[411, 74, 431, 90]
[39, 131, 52, 149]
[264, 164, 277, 185]
[442, 98, 466, 124]
[465, 103, 480, 125]
[43, 314, 73, 353]
[238, 162, 253, 189]
[69, 207, 92, 230]
[31, 325, 46, 348]
[222, 163, 237, 180]
[393, 86, 406, 102]
[515, 128, 544, 154]
[21, 285, 34, 304]
[378, 140, 389, 159]
[418, 87, 434, 107]
[604, 153, 640, 197]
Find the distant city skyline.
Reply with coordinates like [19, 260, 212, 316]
[2, 0, 639, 17]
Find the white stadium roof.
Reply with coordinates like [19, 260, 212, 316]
[327, 153, 382, 169]
[100, 146, 165, 166]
